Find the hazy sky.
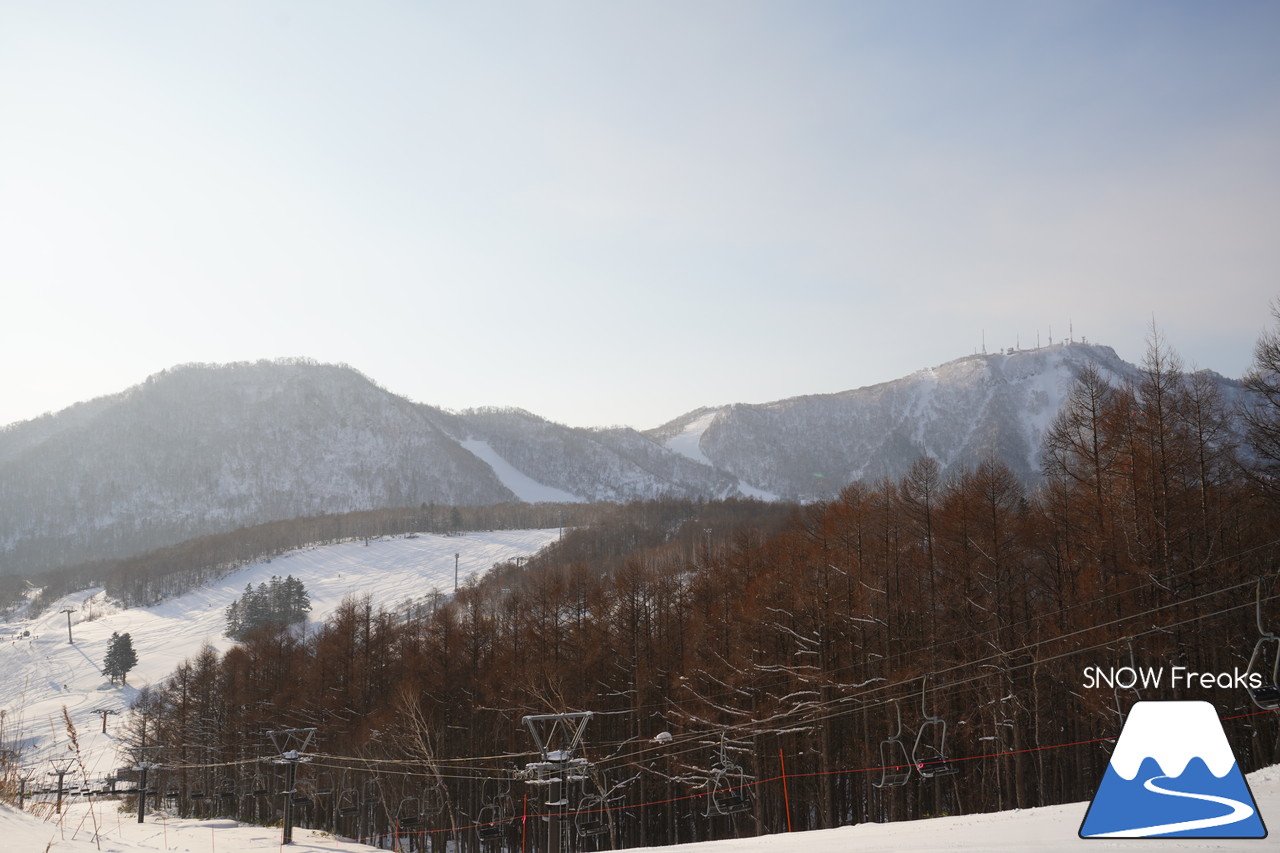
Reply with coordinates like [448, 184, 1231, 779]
[3, 1, 1278, 430]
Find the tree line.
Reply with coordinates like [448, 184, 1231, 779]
[120, 320, 1280, 849]
[20, 501, 600, 615]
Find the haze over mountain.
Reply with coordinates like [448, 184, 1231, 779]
[0, 344, 1243, 574]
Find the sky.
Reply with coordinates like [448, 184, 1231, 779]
[2, 1, 1278, 431]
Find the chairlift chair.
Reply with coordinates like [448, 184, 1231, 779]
[476, 803, 504, 841]
[873, 701, 913, 788]
[397, 797, 423, 829]
[912, 733, 957, 779]
[1247, 639, 1280, 710]
[575, 793, 609, 838]
[1247, 580, 1280, 711]
[912, 676, 959, 780]
[705, 736, 752, 817]
[423, 782, 446, 817]
[707, 776, 751, 817]
[337, 787, 360, 818]
[289, 777, 313, 808]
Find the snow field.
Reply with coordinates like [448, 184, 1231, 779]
[0, 529, 562, 775]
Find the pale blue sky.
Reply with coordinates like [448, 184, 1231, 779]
[3, 1, 1278, 430]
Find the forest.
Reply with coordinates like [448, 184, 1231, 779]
[119, 324, 1280, 851]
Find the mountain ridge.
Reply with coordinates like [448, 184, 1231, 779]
[0, 344, 1244, 574]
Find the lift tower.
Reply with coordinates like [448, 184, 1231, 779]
[522, 712, 593, 853]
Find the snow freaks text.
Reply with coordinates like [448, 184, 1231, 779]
[1083, 665, 1263, 691]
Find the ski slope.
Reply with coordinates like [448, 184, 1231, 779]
[0, 529, 562, 778]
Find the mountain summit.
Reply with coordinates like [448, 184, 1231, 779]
[646, 342, 1150, 499]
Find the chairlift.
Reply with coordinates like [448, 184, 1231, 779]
[705, 734, 752, 817]
[1247, 580, 1280, 711]
[477, 777, 515, 842]
[575, 792, 609, 838]
[873, 701, 913, 788]
[476, 802, 504, 841]
[337, 787, 360, 818]
[707, 774, 751, 816]
[397, 796, 423, 829]
[423, 782, 447, 817]
[912, 675, 959, 779]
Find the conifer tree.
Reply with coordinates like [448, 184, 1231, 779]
[103, 631, 138, 685]
[223, 575, 311, 640]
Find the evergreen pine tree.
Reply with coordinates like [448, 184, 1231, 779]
[284, 575, 311, 622]
[223, 575, 311, 640]
[103, 631, 139, 685]
[224, 598, 242, 638]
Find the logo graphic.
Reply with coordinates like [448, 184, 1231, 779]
[1079, 700, 1266, 838]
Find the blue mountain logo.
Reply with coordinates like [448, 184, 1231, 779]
[1079, 700, 1266, 839]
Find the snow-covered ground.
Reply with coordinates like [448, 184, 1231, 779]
[4, 526, 1279, 851]
[5, 765, 1280, 851]
[0, 529, 562, 775]
[1, 800, 381, 851]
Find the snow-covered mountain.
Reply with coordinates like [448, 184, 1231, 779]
[0, 361, 515, 573]
[431, 406, 741, 502]
[647, 342, 1240, 500]
[0, 345, 1243, 574]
